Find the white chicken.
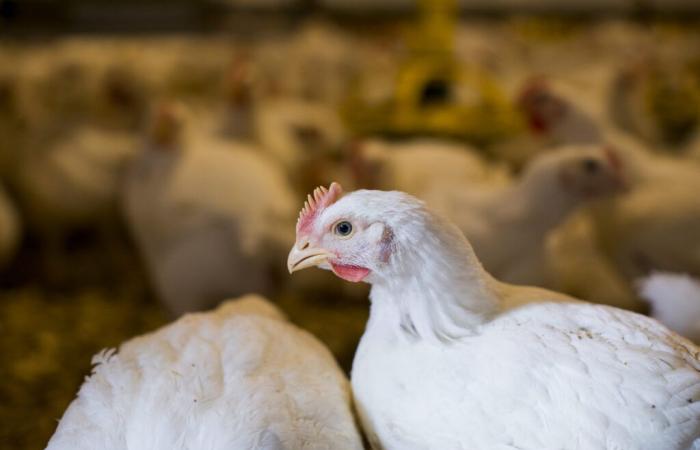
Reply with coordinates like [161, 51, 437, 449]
[0, 183, 21, 269]
[122, 103, 297, 315]
[640, 272, 700, 344]
[350, 138, 510, 195]
[288, 183, 700, 450]
[593, 179, 700, 280]
[545, 211, 640, 311]
[218, 55, 348, 193]
[424, 144, 625, 287]
[254, 98, 347, 190]
[490, 77, 605, 168]
[46, 294, 363, 450]
[10, 123, 137, 280]
[256, 21, 357, 104]
[516, 78, 700, 281]
[514, 77, 699, 184]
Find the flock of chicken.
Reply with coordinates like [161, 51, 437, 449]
[1, 19, 700, 449]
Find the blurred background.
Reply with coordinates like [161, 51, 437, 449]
[3, 1, 700, 448]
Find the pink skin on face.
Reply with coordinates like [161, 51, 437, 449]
[295, 182, 372, 283]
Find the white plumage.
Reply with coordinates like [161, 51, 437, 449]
[640, 272, 700, 344]
[122, 105, 296, 315]
[14, 124, 136, 230]
[516, 79, 700, 283]
[254, 99, 346, 178]
[545, 212, 640, 310]
[46, 295, 363, 450]
[352, 138, 509, 195]
[424, 144, 624, 287]
[288, 185, 700, 449]
[594, 179, 700, 280]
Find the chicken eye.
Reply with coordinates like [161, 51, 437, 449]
[334, 221, 353, 237]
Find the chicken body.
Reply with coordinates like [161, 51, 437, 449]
[46, 295, 363, 450]
[425, 145, 623, 287]
[254, 98, 347, 192]
[122, 120, 296, 315]
[288, 186, 700, 450]
[519, 80, 700, 292]
[14, 125, 136, 230]
[353, 138, 509, 195]
[641, 272, 700, 344]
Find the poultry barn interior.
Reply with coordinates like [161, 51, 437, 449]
[2, 0, 700, 448]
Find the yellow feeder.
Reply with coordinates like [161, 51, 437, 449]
[344, 0, 519, 146]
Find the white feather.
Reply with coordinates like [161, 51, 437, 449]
[640, 273, 700, 344]
[297, 188, 700, 449]
[122, 122, 296, 315]
[46, 295, 363, 450]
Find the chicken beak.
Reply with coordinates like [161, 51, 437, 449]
[287, 241, 333, 274]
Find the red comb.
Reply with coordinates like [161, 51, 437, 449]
[296, 182, 343, 234]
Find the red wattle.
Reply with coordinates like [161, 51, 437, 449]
[330, 263, 371, 283]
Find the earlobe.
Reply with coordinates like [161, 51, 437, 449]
[379, 226, 395, 264]
[367, 222, 394, 263]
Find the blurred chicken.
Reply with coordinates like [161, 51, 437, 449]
[122, 102, 297, 315]
[255, 22, 358, 104]
[640, 272, 700, 343]
[513, 76, 700, 182]
[47, 295, 363, 450]
[218, 55, 348, 194]
[512, 77, 700, 281]
[425, 145, 625, 288]
[593, 180, 700, 280]
[351, 138, 510, 194]
[10, 123, 137, 282]
[545, 211, 640, 310]
[609, 60, 700, 150]
[254, 99, 347, 193]
[32, 59, 94, 128]
[491, 78, 605, 168]
[93, 64, 151, 131]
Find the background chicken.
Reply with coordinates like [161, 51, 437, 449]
[47, 295, 363, 450]
[122, 103, 297, 315]
[640, 272, 700, 344]
[2, 9, 700, 449]
[9, 123, 137, 284]
[510, 78, 700, 296]
[351, 137, 510, 194]
[424, 145, 624, 290]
